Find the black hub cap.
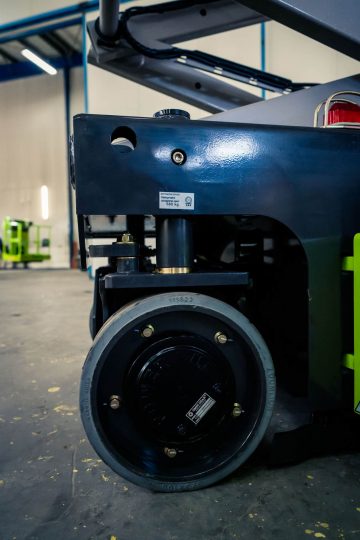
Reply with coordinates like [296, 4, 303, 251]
[126, 336, 235, 444]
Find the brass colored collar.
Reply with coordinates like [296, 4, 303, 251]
[156, 267, 191, 274]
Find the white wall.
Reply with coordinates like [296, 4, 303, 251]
[0, 68, 84, 268]
[266, 21, 359, 95]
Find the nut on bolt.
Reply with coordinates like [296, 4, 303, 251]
[214, 331, 228, 345]
[121, 232, 134, 243]
[109, 395, 121, 410]
[141, 324, 154, 338]
[171, 150, 186, 165]
[164, 447, 177, 458]
[232, 403, 243, 417]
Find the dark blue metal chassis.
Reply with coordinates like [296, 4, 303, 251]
[73, 114, 360, 410]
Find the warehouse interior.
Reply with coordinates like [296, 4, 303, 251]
[0, 1, 360, 539]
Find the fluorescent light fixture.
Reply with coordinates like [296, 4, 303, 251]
[41, 185, 49, 220]
[21, 48, 57, 76]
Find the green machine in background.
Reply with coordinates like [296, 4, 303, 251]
[1, 216, 51, 267]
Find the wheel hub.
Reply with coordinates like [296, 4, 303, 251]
[127, 336, 235, 444]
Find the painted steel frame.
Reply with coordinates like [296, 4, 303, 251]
[73, 113, 360, 411]
[239, 0, 360, 62]
[87, 0, 360, 114]
[87, 0, 266, 113]
[208, 75, 360, 126]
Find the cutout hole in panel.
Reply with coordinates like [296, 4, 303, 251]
[111, 126, 137, 153]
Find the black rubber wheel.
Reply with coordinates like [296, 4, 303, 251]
[89, 305, 96, 340]
[80, 292, 275, 492]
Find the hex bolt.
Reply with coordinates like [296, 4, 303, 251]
[109, 395, 121, 410]
[141, 324, 154, 338]
[232, 403, 243, 417]
[214, 331, 228, 345]
[164, 447, 177, 458]
[171, 150, 186, 165]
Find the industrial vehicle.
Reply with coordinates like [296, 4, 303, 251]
[1, 216, 51, 267]
[73, 0, 360, 491]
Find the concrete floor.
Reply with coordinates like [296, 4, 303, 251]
[0, 269, 359, 540]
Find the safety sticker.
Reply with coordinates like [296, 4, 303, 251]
[159, 192, 195, 210]
[186, 393, 215, 424]
[356, 401, 360, 414]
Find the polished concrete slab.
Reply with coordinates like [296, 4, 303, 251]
[0, 269, 359, 540]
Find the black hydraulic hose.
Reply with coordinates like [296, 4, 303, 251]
[117, 1, 315, 94]
[99, 0, 120, 39]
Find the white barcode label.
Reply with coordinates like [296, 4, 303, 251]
[159, 192, 194, 210]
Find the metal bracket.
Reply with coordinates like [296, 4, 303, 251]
[104, 271, 249, 289]
[89, 243, 139, 257]
[86, 0, 269, 112]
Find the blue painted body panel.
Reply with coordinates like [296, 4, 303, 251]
[73, 114, 360, 409]
[74, 115, 360, 241]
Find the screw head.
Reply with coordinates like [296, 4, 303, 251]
[214, 331, 228, 345]
[109, 395, 121, 410]
[141, 324, 154, 338]
[172, 150, 186, 165]
[232, 403, 243, 417]
[164, 447, 177, 458]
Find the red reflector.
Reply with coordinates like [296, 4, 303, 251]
[328, 102, 360, 125]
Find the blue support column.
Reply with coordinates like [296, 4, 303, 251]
[64, 66, 74, 268]
[82, 14, 89, 113]
[261, 22, 266, 99]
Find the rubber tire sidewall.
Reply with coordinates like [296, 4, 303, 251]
[80, 292, 276, 492]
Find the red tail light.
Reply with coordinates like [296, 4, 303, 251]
[314, 91, 360, 128]
[328, 101, 360, 125]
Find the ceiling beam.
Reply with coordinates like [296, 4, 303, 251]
[39, 33, 68, 56]
[49, 31, 79, 55]
[18, 37, 45, 58]
[0, 46, 17, 63]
